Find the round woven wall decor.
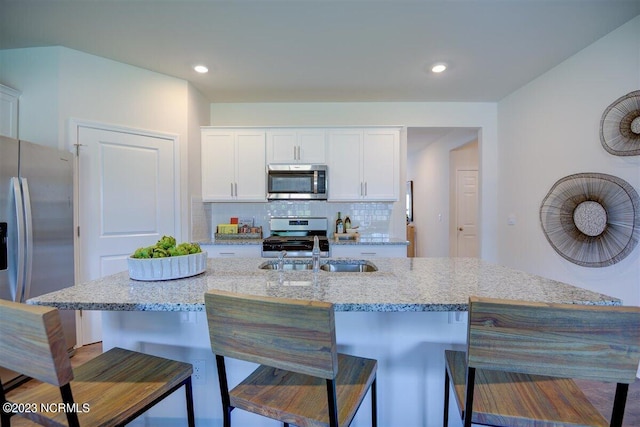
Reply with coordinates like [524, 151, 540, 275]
[540, 173, 640, 267]
[600, 90, 640, 156]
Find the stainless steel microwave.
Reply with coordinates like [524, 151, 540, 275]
[267, 164, 328, 200]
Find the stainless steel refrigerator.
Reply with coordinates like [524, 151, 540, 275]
[0, 135, 76, 389]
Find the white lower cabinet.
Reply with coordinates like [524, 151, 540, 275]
[202, 245, 262, 258]
[203, 244, 406, 258]
[331, 245, 406, 258]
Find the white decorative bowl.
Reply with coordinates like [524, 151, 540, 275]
[127, 251, 208, 281]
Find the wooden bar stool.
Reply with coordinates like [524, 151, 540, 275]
[205, 290, 377, 427]
[443, 296, 640, 427]
[0, 300, 196, 427]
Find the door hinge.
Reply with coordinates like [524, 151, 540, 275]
[74, 143, 86, 157]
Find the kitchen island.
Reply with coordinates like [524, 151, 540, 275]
[28, 257, 619, 427]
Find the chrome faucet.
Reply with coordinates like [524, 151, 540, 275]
[277, 250, 287, 270]
[312, 235, 320, 273]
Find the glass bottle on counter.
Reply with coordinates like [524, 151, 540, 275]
[336, 212, 344, 234]
[312, 235, 320, 272]
[344, 215, 351, 231]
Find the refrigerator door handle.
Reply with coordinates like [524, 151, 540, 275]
[20, 178, 33, 302]
[0, 222, 7, 271]
[11, 177, 25, 302]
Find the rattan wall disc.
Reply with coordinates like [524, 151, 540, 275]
[600, 90, 640, 156]
[540, 173, 639, 267]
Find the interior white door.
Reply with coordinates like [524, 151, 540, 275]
[455, 169, 478, 257]
[77, 126, 176, 344]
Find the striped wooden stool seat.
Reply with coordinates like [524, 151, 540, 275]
[0, 300, 195, 427]
[443, 296, 640, 427]
[205, 290, 377, 427]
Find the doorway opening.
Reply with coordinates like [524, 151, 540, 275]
[406, 128, 479, 257]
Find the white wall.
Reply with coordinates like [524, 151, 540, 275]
[497, 16, 640, 305]
[0, 47, 60, 148]
[0, 46, 210, 241]
[210, 102, 499, 259]
[187, 83, 212, 241]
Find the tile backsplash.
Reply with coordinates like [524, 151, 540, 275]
[194, 200, 395, 241]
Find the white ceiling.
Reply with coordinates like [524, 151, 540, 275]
[0, 0, 638, 103]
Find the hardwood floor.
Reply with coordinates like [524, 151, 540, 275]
[574, 377, 640, 427]
[5, 342, 640, 426]
[70, 341, 104, 365]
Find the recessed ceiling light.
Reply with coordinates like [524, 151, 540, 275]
[431, 63, 447, 73]
[194, 65, 209, 74]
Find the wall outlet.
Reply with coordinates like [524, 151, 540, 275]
[448, 312, 467, 324]
[192, 359, 206, 384]
[180, 312, 196, 323]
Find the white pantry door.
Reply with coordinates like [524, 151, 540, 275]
[77, 126, 176, 344]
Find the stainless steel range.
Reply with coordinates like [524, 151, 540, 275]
[262, 217, 330, 258]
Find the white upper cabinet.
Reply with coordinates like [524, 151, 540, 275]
[327, 130, 362, 200]
[361, 128, 399, 200]
[327, 128, 399, 201]
[201, 126, 400, 203]
[0, 84, 20, 138]
[201, 128, 266, 202]
[266, 128, 326, 164]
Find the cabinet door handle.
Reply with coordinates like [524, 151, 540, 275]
[360, 182, 364, 196]
[364, 182, 368, 196]
[234, 182, 238, 197]
[293, 146, 297, 160]
[230, 183, 234, 197]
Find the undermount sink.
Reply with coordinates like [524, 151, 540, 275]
[259, 260, 377, 272]
[259, 261, 313, 271]
[320, 261, 378, 272]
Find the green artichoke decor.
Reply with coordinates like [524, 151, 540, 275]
[131, 236, 202, 259]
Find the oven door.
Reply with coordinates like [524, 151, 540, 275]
[267, 165, 327, 200]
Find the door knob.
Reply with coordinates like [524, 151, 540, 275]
[458, 227, 463, 231]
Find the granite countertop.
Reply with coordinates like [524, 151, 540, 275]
[27, 257, 619, 312]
